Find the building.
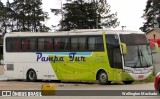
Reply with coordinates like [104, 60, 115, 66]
[146, 28, 160, 40]
[146, 28, 160, 74]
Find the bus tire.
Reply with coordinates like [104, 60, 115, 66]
[27, 69, 37, 82]
[97, 70, 109, 85]
[123, 81, 133, 84]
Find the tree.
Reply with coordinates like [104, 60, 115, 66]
[140, 0, 160, 32]
[0, 1, 14, 33]
[10, 0, 50, 32]
[51, 0, 119, 31]
[92, 0, 119, 28]
[0, 1, 5, 33]
[0, 0, 50, 33]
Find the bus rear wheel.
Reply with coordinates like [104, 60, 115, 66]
[123, 81, 133, 84]
[27, 69, 37, 82]
[97, 71, 109, 85]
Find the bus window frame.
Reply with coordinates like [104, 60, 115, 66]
[5, 35, 105, 52]
[6, 37, 21, 52]
[21, 37, 37, 52]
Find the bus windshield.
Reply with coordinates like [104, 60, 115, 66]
[120, 34, 152, 67]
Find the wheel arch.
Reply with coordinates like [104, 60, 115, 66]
[96, 69, 107, 80]
[26, 68, 37, 81]
[26, 68, 35, 76]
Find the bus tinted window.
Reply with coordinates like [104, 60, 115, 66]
[88, 37, 103, 51]
[106, 34, 119, 45]
[6, 36, 103, 52]
[71, 37, 78, 50]
[106, 34, 122, 69]
[6, 38, 21, 52]
[38, 38, 53, 51]
[120, 34, 147, 45]
[54, 37, 68, 51]
[88, 37, 95, 50]
[22, 38, 36, 51]
[96, 37, 103, 50]
[44, 38, 53, 51]
[70, 37, 87, 51]
[78, 37, 86, 51]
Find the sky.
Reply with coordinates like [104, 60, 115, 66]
[107, 0, 147, 30]
[1, 0, 147, 31]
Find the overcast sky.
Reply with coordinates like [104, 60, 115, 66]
[107, 0, 147, 30]
[42, 0, 147, 31]
[1, 0, 147, 31]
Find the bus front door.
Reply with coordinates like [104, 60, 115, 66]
[113, 47, 123, 81]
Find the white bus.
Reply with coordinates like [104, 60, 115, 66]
[3, 29, 158, 84]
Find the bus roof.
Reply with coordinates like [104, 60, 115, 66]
[4, 29, 144, 37]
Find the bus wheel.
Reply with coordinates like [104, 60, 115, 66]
[97, 71, 108, 85]
[27, 69, 37, 82]
[123, 81, 133, 84]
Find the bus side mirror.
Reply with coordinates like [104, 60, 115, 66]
[119, 42, 127, 55]
[150, 42, 159, 54]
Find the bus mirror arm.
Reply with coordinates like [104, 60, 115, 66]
[119, 42, 127, 55]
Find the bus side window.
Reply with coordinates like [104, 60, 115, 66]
[95, 37, 103, 51]
[38, 38, 53, 51]
[38, 38, 45, 51]
[54, 38, 61, 51]
[29, 38, 36, 51]
[53, 37, 69, 51]
[78, 37, 86, 51]
[44, 38, 53, 51]
[6, 38, 20, 52]
[15, 39, 21, 51]
[22, 39, 29, 51]
[88, 36, 103, 51]
[88, 37, 96, 50]
[71, 37, 78, 51]
[60, 38, 69, 50]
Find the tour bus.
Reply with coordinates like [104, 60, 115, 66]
[3, 29, 158, 84]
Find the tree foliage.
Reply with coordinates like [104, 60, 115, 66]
[0, 0, 50, 33]
[0, 1, 14, 33]
[51, 0, 119, 31]
[141, 0, 160, 32]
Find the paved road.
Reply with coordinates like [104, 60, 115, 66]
[0, 80, 155, 90]
[0, 65, 4, 76]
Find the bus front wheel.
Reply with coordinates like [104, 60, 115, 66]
[27, 69, 37, 82]
[97, 71, 109, 85]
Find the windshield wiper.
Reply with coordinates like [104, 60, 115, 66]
[139, 48, 149, 67]
[134, 46, 141, 67]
